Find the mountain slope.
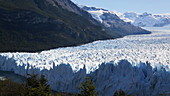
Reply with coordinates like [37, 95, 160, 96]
[81, 6, 170, 27]
[0, 0, 119, 52]
[81, 6, 151, 35]
[111, 11, 170, 27]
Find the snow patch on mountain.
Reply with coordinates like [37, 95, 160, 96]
[81, 6, 111, 23]
[87, 10, 107, 23]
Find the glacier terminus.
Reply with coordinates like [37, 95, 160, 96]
[0, 26, 170, 96]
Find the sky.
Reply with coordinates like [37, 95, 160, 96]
[71, 0, 170, 14]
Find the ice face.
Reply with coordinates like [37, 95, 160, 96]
[0, 27, 170, 95]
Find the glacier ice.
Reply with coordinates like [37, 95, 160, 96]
[0, 28, 170, 95]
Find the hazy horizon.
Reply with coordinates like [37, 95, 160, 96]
[71, 0, 170, 14]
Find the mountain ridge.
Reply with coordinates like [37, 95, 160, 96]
[81, 6, 151, 36]
[0, 0, 119, 52]
[80, 6, 170, 27]
[121, 12, 170, 27]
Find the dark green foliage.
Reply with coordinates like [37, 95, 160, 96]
[113, 91, 119, 96]
[55, 92, 79, 96]
[1, 75, 169, 96]
[0, 75, 52, 96]
[80, 77, 96, 96]
[0, 74, 79, 96]
[113, 89, 131, 96]
[159, 93, 170, 96]
[26, 74, 39, 88]
[0, 79, 26, 96]
[26, 74, 52, 96]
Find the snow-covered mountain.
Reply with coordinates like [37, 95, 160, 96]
[81, 6, 151, 36]
[81, 6, 170, 27]
[0, 27, 170, 95]
[119, 12, 170, 27]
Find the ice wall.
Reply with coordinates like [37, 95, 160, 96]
[0, 55, 170, 96]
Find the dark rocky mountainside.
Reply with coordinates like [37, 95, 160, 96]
[101, 12, 150, 35]
[0, 0, 150, 52]
[0, 0, 120, 52]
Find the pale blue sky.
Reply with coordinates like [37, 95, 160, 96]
[71, 0, 170, 14]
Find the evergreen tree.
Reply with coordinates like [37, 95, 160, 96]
[113, 91, 119, 96]
[113, 89, 131, 96]
[119, 89, 126, 96]
[26, 74, 39, 88]
[26, 74, 52, 96]
[80, 77, 96, 96]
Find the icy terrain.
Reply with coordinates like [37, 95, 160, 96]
[0, 27, 170, 95]
[81, 6, 170, 27]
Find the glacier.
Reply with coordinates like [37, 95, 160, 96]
[0, 27, 170, 95]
